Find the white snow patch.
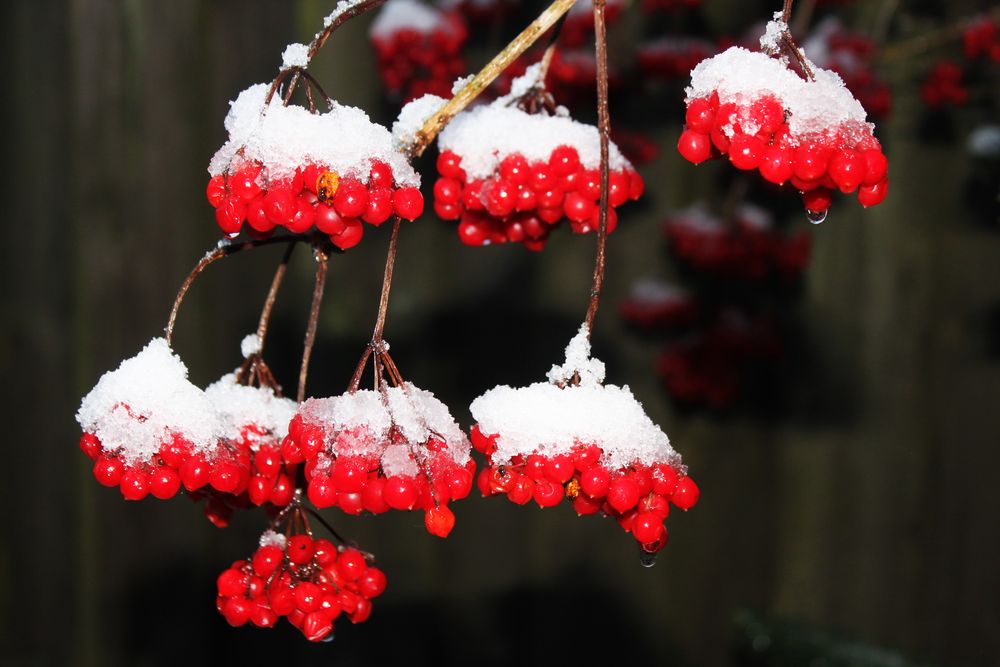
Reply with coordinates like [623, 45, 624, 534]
[968, 125, 1000, 158]
[240, 333, 261, 359]
[205, 373, 297, 446]
[392, 94, 447, 152]
[281, 42, 311, 69]
[259, 530, 288, 548]
[759, 11, 786, 54]
[76, 338, 223, 464]
[209, 83, 420, 186]
[546, 324, 605, 387]
[686, 46, 873, 145]
[322, 0, 366, 29]
[470, 382, 682, 471]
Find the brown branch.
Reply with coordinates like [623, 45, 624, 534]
[371, 218, 401, 344]
[297, 248, 330, 403]
[408, 0, 578, 158]
[879, 6, 1000, 62]
[583, 0, 611, 339]
[165, 235, 301, 345]
[257, 243, 295, 351]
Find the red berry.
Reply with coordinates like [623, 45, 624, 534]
[222, 597, 252, 627]
[215, 197, 246, 235]
[369, 160, 394, 188]
[445, 468, 474, 500]
[579, 465, 611, 498]
[861, 149, 888, 186]
[315, 203, 347, 235]
[286, 195, 316, 233]
[287, 535, 315, 565]
[488, 466, 516, 494]
[308, 475, 337, 508]
[437, 150, 464, 179]
[119, 467, 149, 500]
[484, 180, 516, 217]
[573, 444, 601, 471]
[749, 96, 784, 134]
[337, 548, 367, 581]
[179, 454, 209, 491]
[671, 476, 700, 510]
[607, 476, 641, 513]
[338, 491, 365, 515]
[79, 433, 102, 460]
[230, 166, 263, 201]
[264, 188, 296, 227]
[425, 504, 456, 537]
[759, 144, 795, 184]
[252, 545, 283, 578]
[793, 144, 831, 181]
[544, 454, 575, 484]
[302, 611, 333, 641]
[332, 457, 368, 493]
[149, 467, 181, 499]
[533, 479, 563, 508]
[650, 463, 678, 495]
[530, 164, 556, 191]
[458, 217, 490, 246]
[269, 473, 294, 506]
[314, 538, 337, 567]
[93, 456, 123, 487]
[383, 475, 419, 510]
[333, 178, 369, 218]
[359, 567, 387, 598]
[563, 191, 596, 223]
[329, 218, 364, 250]
[362, 476, 390, 513]
[640, 493, 671, 519]
[209, 460, 242, 493]
[858, 177, 889, 207]
[506, 474, 534, 505]
[728, 133, 764, 170]
[500, 154, 530, 185]
[677, 129, 711, 165]
[393, 186, 424, 220]
[631, 512, 666, 544]
[217, 568, 247, 597]
[828, 149, 865, 193]
[802, 187, 833, 213]
[206, 175, 226, 207]
[434, 177, 462, 205]
[549, 145, 581, 176]
[685, 97, 716, 134]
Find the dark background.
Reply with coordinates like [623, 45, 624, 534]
[2, 0, 999, 665]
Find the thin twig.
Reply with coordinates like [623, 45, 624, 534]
[371, 217, 401, 344]
[297, 248, 329, 403]
[408, 0, 578, 157]
[879, 6, 1000, 62]
[165, 236, 300, 345]
[257, 243, 296, 351]
[583, 0, 611, 339]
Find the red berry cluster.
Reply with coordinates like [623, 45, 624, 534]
[663, 208, 811, 282]
[433, 146, 643, 250]
[677, 93, 889, 214]
[371, 11, 468, 101]
[920, 62, 969, 110]
[637, 39, 718, 81]
[619, 285, 700, 331]
[282, 415, 475, 538]
[656, 314, 780, 409]
[82, 422, 297, 519]
[470, 426, 698, 554]
[963, 16, 1000, 62]
[206, 160, 424, 249]
[217, 531, 386, 641]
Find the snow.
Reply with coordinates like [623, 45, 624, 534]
[209, 83, 420, 186]
[546, 324, 605, 387]
[759, 11, 786, 54]
[205, 373, 297, 446]
[392, 94, 447, 152]
[370, 0, 446, 38]
[438, 70, 632, 179]
[281, 42, 311, 69]
[297, 384, 471, 476]
[322, 0, 367, 28]
[968, 125, 1000, 157]
[628, 279, 688, 305]
[471, 382, 682, 471]
[472, 326, 683, 470]
[240, 333, 261, 358]
[686, 46, 873, 145]
[76, 338, 223, 465]
[259, 530, 288, 548]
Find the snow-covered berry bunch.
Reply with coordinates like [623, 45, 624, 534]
[284, 376, 474, 538]
[217, 511, 386, 641]
[423, 66, 642, 249]
[77, 338, 298, 521]
[470, 327, 698, 556]
[206, 83, 424, 249]
[620, 280, 700, 332]
[370, 0, 468, 101]
[678, 13, 889, 218]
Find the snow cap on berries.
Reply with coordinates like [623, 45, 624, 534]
[436, 67, 632, 179]
[370, 0, 447, 38]
[208, 83, 420, 186]
[76, 338, 223, 464]
[280, 42, 311, 69]
[686, 46, 872, 144]
[471, 328, 683, 471]
[205, 373, 297, 446]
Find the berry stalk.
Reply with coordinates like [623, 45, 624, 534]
[297, 247, 330, 403]
[583, 0, 611, 340]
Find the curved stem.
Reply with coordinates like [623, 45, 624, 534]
[583, 0, 611, 338]
[408, 0, 578, 157]
[297, 248, 329, 403]
[257, 243, 296, 352]
[165, 236, 300, 346]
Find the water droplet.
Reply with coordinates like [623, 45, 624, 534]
[639, 551, 658, 568]
[321, 632, 336, 643]
[806, 209, 827, 225]
[225, 231, 241, 239]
